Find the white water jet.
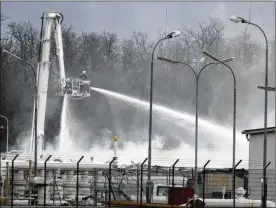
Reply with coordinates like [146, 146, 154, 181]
[89, 87, 249, 167]
[59, 95, 68, 146]
[58, 95, 75, 152]
[91, 87, 238, 136]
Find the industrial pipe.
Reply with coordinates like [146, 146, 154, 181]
[1, 160, 109, 170]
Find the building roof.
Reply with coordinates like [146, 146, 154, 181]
[242, 127, 275, 141]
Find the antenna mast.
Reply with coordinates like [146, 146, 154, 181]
[165, 7, 167, 36]
[247, 1, 251, 30]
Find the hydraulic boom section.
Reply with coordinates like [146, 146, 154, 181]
[31, 12, 62, 154]
[30, 11, 91, 154]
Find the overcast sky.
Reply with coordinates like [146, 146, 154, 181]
[1, 1, 275, 42]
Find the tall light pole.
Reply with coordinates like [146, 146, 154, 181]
[157, 54, 235, 199]
[230, 15, 269, 208]
[0, 115, 9, 154]
[147, 30, 181, 202]
[202, 50, 237, 206]
[2, 49, 38, 176]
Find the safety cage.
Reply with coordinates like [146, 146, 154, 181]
[55, 78, 91, 99]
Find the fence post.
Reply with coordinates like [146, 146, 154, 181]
[262, 162, 271, 208]
[28, 160, 32, 206]
[76, 156, 84, 208]
[136, 166, 139, 203]
[11, 154, 19, 208]
[109, 157, 117, 208]
[233, 159, 242, 208]
[203, 160, 210, 208]
[53, 170, 55, 206]
[172, 159, 179, 187]
[93, 169, 98, 206]
[140, 158, 148, 207]
[168, 168, 171, 186]
[182, 171, 185, 187]
[44, 155, 51, 208]
[191, 168, 194, 189]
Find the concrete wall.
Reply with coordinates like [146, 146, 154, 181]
[249, 133, 275, 170]
[248, 132, 275, 202]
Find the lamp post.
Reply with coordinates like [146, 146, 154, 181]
[0, 115, 9, 154]
[202, 50, 237, 206]
[2, 49, 38, 176]
[147, 30, 181, 203]
[230, 15, 269, 208]
[157, 54, 235, 199]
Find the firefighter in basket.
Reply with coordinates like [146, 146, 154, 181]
[79, 71, 89, 95]
[79, 70, 88, 80]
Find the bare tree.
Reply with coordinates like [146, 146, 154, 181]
[227, 29, 262, 67]
[120, 31, 153, 96]
[101, 31, 119, 67]
[1, 21, 39, 145]
[185, 18, 224, 61]
[0, 14, 8, 22]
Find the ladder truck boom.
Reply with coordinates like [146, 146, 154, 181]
[30, 11, 91, 154]
[31, 12, 65, 154]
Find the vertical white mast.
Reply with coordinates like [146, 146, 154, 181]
[30, 12, 65, 154]
[55, 16, 66, 80]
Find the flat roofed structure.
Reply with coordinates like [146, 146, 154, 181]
[242, 127, 275, 202]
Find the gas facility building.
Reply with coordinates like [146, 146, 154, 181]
[242, 127, 276, 202]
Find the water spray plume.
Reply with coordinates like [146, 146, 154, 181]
[89, 87, 248, 167]
[59, 95, 68, 146]
[38, 87, 248, 168]
[91, 87, 232, 132]
[58, 94, 75, 152]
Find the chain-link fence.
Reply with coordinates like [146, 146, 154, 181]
[0, 154, 275, 207]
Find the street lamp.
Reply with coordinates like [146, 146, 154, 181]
[0, 115, 9, 154]
[2, 49, 38, 176]
[230, 15, 269, 208]
[157, 54, 235, 200]
[202, 50, 237, 207]
[147, 30, 181, 203]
